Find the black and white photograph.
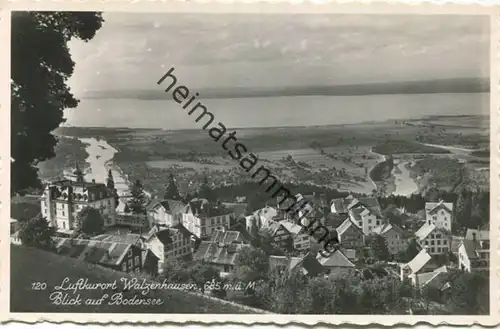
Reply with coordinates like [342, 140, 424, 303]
[6, 3, 496, 322]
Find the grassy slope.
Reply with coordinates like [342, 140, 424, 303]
[10, 245, 260, 313]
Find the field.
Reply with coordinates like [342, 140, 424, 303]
[49, 115, 490, 197]
[11, 245, 263, 313]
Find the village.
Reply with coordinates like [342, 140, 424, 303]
[10, 162, 490, 314]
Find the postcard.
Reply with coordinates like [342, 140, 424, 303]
[1, 0, 498, 325]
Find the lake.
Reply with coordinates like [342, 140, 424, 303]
[64, 92, 489, 130]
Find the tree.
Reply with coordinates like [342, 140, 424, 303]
[397, 238, 420, 263]
[189, 263, 220, 294]
[448, 271, 489, 315]
[19, 217, 56, 250]
[11, 12, 104, 194]
[128, 180, 147, 215]
[164, 173, 182, 200]
[233, 246, 270, 283]
[75, 206, 104, 236]
[367, 235, 390, 261]
[106, 170, 119, 209]
[199, 176, 216, 203]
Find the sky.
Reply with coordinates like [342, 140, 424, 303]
[64, 13, 490, 128]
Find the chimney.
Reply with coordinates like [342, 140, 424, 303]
[92, 179, 96, 184]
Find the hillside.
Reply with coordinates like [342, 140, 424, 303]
[10, 245, 262, 313]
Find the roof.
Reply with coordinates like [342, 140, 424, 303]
[405, 249, 432, 274]
[414, 265, 453, 289]
[372, 223, 404, 236]
[336, 218, 362, 236]
[415, 222, 436, 241]
[356, 197, 383, 217]
[330, 198, 348, 214]
[92, 233, 143, 245]
[269, 255, 303, 272]
[147, 199, 186, 214]
[279, 220, 303, 236]
[322, 213, 349, 229]
[349, 207, 364, 222]
[193, 241, 247, 266]
[461, 239, 479, 259]
[269, 253, 325, 276]
[465, 229, 489, 241]
[211, 229, 244, 244]
[147, 224, 193, 245]
[253, 206, 277, 221]
[53, 237, 134, 267]
[342, 248, 356, 260]
[316, 249, 355, 268]
[425, 201, 453, 214]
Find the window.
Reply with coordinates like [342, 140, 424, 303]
[122, 263, 127, 271]
[437, 247, 441, 253]
[430, 240, 435, 246]
[134, 256, 139, 266]
[135, 268, 140, 274]
[128, 259, 132, 268]
[430, 247, 435, 253]
[442, 247, 448, 253]
[436, 234, 441, 239]
[368, 219, 372, 224]
[63, 222, 66, 229]
[437, 240, 441, 245]
[128, 249, 132, 257]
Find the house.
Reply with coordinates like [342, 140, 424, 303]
[344, 196, 385, 235]
[371, 223, 407, 255]
[280, 220, 310, 251]
[53, 237, 144, 274]
[414, 222, 451, 255]
[330, 195, 354, 214]
[410, 265, 455, 290]
[316, 249, 356, 276]
[425, 201, 453, 230]
[458, 239, 489, 272]
[269, 253, 325, 277]
[145, 224, 194, 274]
[245, 205, 277, 233]
[335, 218, 364, 249]
[193, 228, 249, 274]
[400, 249, 437, 280]
[41, 178, 117, 234]
[147, 199, 186, 227]
[182, 198, 234, 238]
[141, 249, 160, 276]
[260, 221, 293, 250]
[465, 228, 489, 242]
[322, 213, 349, 231]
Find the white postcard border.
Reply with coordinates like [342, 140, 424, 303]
[0, 1, 498, 325]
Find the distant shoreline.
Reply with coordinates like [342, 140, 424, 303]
[57, 114, 489, 134]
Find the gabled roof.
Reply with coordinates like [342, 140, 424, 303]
[270, 253, 325, 276]
[336, 218, 362, 236]
[415, 222, 437, 241]
[316, 249, 355, 268]
[323, 213, 349, 229]
[414, 265, 454, 289]
[425, 201, 453, 214]
[465, 229, 489, 241]
[372, 223, 404, 236]
[147, 199, 186, 214]
[460, 239, 479, 259]
[193, 241, 248, 266]
[405, 249, 432, 274]
[279, 220, 303, 236]
[330, 198, 349, 214]
[347, 196, 382, 218]
[349, 207, 363, 222]
[92, 233, 143, 245]
[53, 237, 134, 267]
[211, 229, 244, 244]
